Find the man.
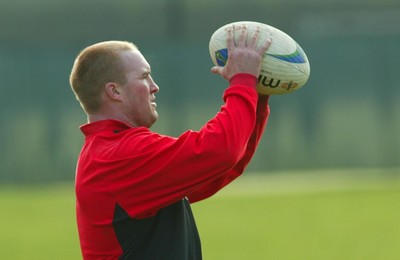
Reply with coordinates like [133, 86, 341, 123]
[70, 25, 271, 259]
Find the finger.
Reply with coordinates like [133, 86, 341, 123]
[211, 66, 222, 75]
[248, 26, 261, 49]
[258, 38, 272, 55]
[226, 27, 235, 50]
[237, 24, 247, 47]
[211, 66, 229, 80]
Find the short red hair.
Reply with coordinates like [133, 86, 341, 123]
[69, 41, 137, 113]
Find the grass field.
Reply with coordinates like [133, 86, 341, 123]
[1, 168, 399, 259]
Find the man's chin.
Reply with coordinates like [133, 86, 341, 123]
[148, 113, 158, 128]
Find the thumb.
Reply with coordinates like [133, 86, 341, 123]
[211, 66, 223, 75]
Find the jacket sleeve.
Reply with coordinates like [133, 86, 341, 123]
[108, 74, 261, 219]
[187, 95, 270, 203]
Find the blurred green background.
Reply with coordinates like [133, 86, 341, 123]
[1, 0, 400, 259]
[1, 0, 399, 182]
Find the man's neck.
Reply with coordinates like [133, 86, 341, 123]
[87, 113, 137, 127]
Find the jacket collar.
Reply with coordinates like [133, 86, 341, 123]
[80, 119, 133, 137]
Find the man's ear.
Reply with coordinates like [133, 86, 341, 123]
[104, 82, 123, 101]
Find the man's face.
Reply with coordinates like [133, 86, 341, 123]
[118, 49, 160, 128]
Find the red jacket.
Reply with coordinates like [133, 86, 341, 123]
[75, 74, 270, 259]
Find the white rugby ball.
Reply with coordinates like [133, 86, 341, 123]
[209, 21, 310, 95]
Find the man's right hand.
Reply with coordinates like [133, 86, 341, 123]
[211, 24, 272, 81]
